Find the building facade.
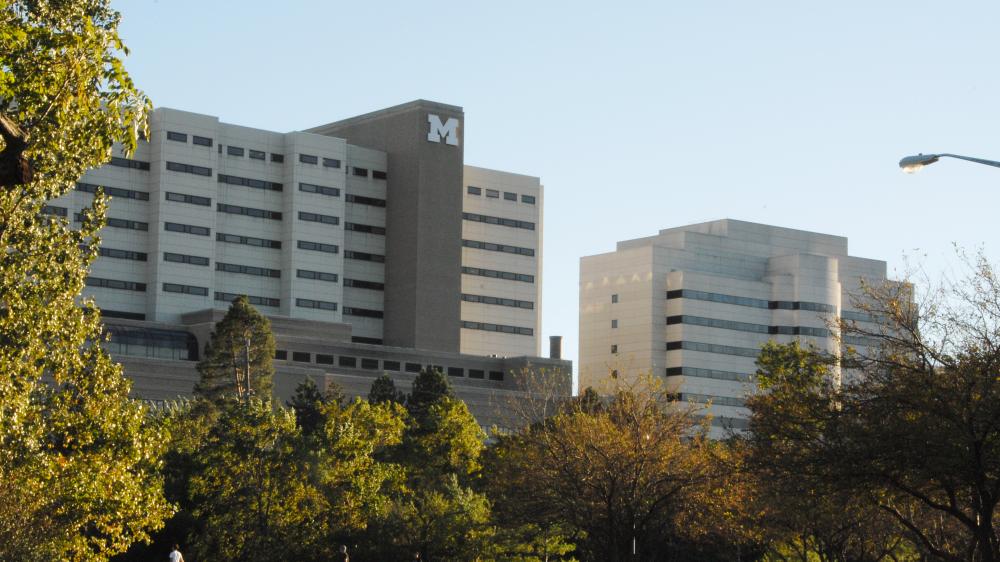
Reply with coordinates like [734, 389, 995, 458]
[54, 100, 566, 424]
[579, 219, 887, 430]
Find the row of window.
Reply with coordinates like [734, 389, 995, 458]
[461, 293, 534, 310]
[345, 222, 385, 235]
[665, 340, 760, 358]
[665, 366, 752, 383]
[218, 203, 282, 220]
[462, 212, 535, 231]
[665, 289, 836, 313]
[350, 166, 387, 179]
[296, 298, 337, 311]
[297, 269, 339, 283]
[345, 193, 386, 208]
[466, 186, 536, 205]
[166, 221, 209, 236]
[217, 262, 281, 278]
[461, 266, 534, 284]
[166, 191, 211, 206]
[163, 283, 208, 296]
[216, 292, 279, 308]
[461, 320, 533, 336]
[86, 277, 146, 292]
[300, 182, 339, 197]
[222, 145, 278, 163]
[344, 307, 383, 318]
[166, 130, 212, 147]
[298, 154, 341, 169]
[218, 173, 283, 192]
[298, 240, 339, 254]
[109, 156, 150, 171]
[165, 252, 209, 266]
[77, 182, 149, 200]
[218, 232, 281, 248]
[100, 247, 147, 261]
[299, 211, 339, 225]
[273, 352, 504, 381]
[462, 239, 535, 257]
[166, 161, 211, 177]
[345, 250, 385, 263]
[665, 315, 831, 337]
[674, 392, 747, 408]
[104, 324, 198, 361]
[841, 310, 875, 323]
[344, 278, 385, 291]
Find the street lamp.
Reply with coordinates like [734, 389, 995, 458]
[899, 153, 1000, 174]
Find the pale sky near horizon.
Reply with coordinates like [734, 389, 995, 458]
[113, 0, 1000, 381]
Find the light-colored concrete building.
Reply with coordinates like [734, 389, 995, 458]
[579, 219, 887, 430]
[54, 100, 568, 425]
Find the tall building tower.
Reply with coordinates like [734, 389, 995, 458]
[579, 219, 887, 431]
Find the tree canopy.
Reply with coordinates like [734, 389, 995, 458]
[195, 295, 275, 403]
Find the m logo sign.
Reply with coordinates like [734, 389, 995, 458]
[427, 114, 459, 146]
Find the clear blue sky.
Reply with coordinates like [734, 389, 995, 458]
[114, 0, 1000, 379]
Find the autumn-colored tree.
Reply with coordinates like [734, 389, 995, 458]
[0, 1, 168, 560]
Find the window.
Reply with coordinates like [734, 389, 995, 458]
[467, 186, 482, 195]
[448, 367, 464, 377]
[504, 192, 517, 201]
[361, 358, 379, 370]
[164, 252, 209, 266]
[216, 232, 281, 249]
[485, 189, 499, 198]
[352, 167, 368, 177]
[338, 356, 356, 368]
[297, 240, 339, 254]
[611, 294, 618, 303]
[292, 352, 311, 363]
[275, 350, 287, 360]
[353, 336, 383, 344]
[218, 174, 283, 191]
[297, 269, 338, 283]
[665, 341, 760, 358]
[42, 205, 67, 217]
[299, 182, 340, 197]
[227, 146, 245, 157]
[162, 283, 208, 296]
[461, 293, 534, 309]
[345, 194, 386, 207]
[167, 131, 187, 142]
[343, 307, 383, 319]
[521, 194, 536, 204]
[462, 239, 535, 257]
[217, 203, 282, 220]
[99, 247, 147, 261]
[249, 149, 265, 160]
[102, 325, 198, 361]
[296, 298, 338, 311]
[298, 211, 339, 225]
[165, 161, 211, 176]
[271, 153, 284, 163]
[345, 222, 385, 235]
[109, 156, 150, 171]
[665, 366, 752, 383]
[372, 170, 387, 180]
[383, 360, 400, 371]
[299, 154, 318, 164]
[316, 354, 334, 365]
[463, 212, 535, 230]
[461, 321, 533, 336]
[405, 362, 421, 373]
[462, 266, 534, 283]
[165, 191, 211, 206]
[611, 319, 618, 328]
[216, 262, 281, 278]
[165, 222, 210, 236]
[344, 278, 385, 291]
[489, 370, 504, 381]
[215, 292, 279, 307]
[345, 250, 385, 263]
[102, 310, 146, 321]
[192, 135, 213, 147]
[611, 345, 618, 354]
[86, 277, 146, 291]
[76, 182, 149, 200]
[322, 157, 341, 168]
[468, 369, 484, 379]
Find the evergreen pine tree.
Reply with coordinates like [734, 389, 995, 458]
[287, 378, 344, 436]
[195, 296, 275, 403]
[368, 373, 404, 405]
[406, 368, 454, 424]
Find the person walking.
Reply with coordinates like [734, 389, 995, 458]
[333, 544, 349, 562]
[168, 544, 184, 562]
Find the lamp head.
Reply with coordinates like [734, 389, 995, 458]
[899, 153, 939, 174]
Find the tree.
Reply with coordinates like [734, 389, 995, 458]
[406, 367, 454, 423]
[288, 378, 344, 437]
[195, 295, 275, 403]
[369, 373, 405, 405]
[486, 377, 743, 562]
[0, 1, 168, 560]
[747, 254, 1000, 561]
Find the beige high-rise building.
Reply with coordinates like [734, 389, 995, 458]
[579, 219, 887, 431]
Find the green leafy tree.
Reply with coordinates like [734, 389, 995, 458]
[195, 295, 275, 403]
[0, 1, 168, 560]
[288, 378, 344, 437]
[369, 373, 405, 405]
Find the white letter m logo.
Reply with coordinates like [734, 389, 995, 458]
[427, 114, 459, 146]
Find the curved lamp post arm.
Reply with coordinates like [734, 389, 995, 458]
[899, 153, 1000, 173]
